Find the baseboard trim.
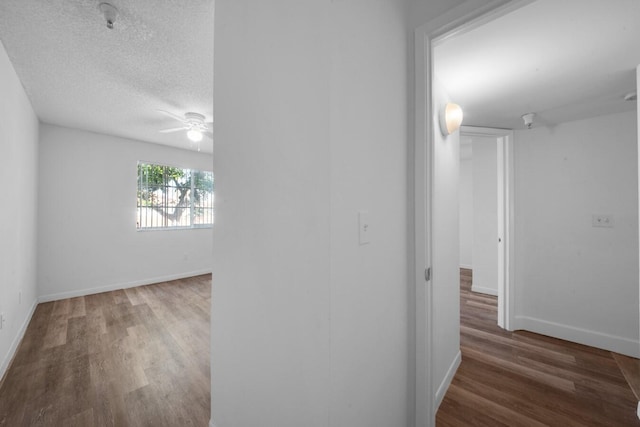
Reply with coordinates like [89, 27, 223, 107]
[0, 298, 38, 385]
[470, 285, 498, 296]
[514, 315, 640, 358]
[38, 269, 213, 303]
[435, 350, 461, 410]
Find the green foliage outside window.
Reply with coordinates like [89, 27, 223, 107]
[137, 162, 214, 229]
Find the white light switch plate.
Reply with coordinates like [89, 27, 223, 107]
[359, 211, 370, 245]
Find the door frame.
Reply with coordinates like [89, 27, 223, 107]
[460, 126, 515, 330]
[413, 1, 532, 425]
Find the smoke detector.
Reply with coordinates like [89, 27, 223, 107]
[98, 3, 118, 29]
[522, 113, 536, 129]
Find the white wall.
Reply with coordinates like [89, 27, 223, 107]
[408, 0, 466, 29]
[329, 1, 409, 425]
[211, 1, 331, 426]
[0, 40, 39, 380]
[514, 110, 639, 357]
[472, 136, 498, 296]
[212, 0, 465, 426]
[459, 155, 473, 268]
[37, 124, 212, 301]
[432, 83, 461, 408]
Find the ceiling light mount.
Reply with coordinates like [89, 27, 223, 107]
[522, 112, 536, 129]
[98, 3, 118, 30]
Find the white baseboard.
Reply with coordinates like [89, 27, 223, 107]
[0, 298, 38, 383]
[514, 315, 640, 358]
[38, 269, 213, 303]
[470, 285, 498, 296]
[435, 350, 461, 410]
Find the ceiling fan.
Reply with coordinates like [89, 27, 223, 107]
[157, 110, 213, 147]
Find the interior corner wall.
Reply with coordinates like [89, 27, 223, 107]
[432, 80, 461, 407]
[0, 40, 39, 381]
[37, 124, 213, 301]
[514, 110, 639, 357]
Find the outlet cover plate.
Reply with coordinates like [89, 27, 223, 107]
[592, 214, 614, 228]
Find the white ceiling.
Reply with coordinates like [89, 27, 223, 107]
[1, 1, 636, 148]
[435, 0, 640, 130]
[0, 0, 214, 153]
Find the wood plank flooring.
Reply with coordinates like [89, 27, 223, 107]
[3, 270, 638, 426]
[0, 275, 211, 427]
[436, 269, 640, 426]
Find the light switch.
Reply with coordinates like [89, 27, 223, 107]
[592, 214, 613, 228]
[359, 211, 370, 245]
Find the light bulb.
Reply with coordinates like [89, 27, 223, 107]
[187, 129, 203, 142]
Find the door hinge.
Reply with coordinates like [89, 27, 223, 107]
[425, 267, 431, 281]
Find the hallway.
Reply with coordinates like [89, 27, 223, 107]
[436, 269, 640, 426]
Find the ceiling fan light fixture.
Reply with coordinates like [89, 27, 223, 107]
[187, 128, 203, 142]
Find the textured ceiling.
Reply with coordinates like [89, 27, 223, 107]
[435, 0, 639, 130]
[0, 0, 214, 153]
[2, 1, 636, 147]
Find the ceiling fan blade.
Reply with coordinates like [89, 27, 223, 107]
[157, 109, 187, 123]
[159, 127, 187, 133]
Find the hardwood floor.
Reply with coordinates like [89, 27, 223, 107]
[436, 269, 640, 426]
[0, 275, 211, 427]
[3, 270, 638, 426]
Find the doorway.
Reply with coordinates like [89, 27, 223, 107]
[413, 1, 530, 425]
[459, 126, 514, 330]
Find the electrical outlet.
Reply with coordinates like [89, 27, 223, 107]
[592, 214, 614, 228]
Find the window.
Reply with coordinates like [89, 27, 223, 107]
[137, 162, 213, 229]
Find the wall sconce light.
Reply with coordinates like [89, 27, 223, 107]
[440, 103, 463, 136]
